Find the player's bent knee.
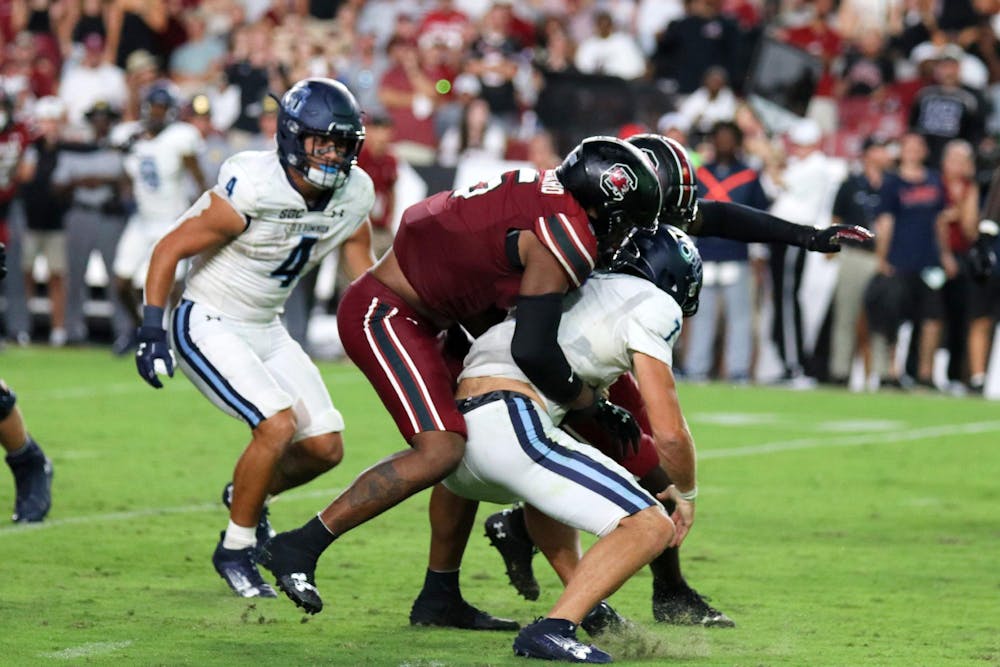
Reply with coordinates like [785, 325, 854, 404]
[300, 432, 344, 469]
[254, 410, 297, 449]
[622, 506, 674, 558]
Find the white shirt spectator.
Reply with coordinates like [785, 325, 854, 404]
[58, 59, 127, 129]
[575, 31, 646, 80]
[678, 86, 738, 135]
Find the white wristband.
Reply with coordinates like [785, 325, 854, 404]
[677, 485, 697, 501]
[980, 219, 999, 237]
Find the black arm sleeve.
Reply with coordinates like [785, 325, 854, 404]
[697, 199, 815, 247]
[511, 293, 584, 405]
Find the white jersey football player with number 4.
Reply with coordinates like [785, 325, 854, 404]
[134, 78, 375, 598]
[112, 83, 207, 351]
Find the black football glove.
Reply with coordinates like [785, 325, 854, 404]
[570, 396, 641, 460]
[969, 220, 999, 283]
[806, 224, 874, 252]
[135, 325, 174, 389]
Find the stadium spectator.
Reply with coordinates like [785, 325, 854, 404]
[967, 165, 1000, 394]
[767, 118, 839, 383]
[122, 49, 160, 121]
[57, 32, 126, 132]
[686, 121, 770, 383]
[168, 9, 227, 92]
[828, 136, 891, 385]
[437, 97, 507, 168]
[418, 0, 470, 53]
[652, 0, 742, 94]
[106, 0, 168, 71]
[337, 31, 391, 119]
[869, 132, 948, 389]
[356, 113, 399, 259]
[53, 100, 129, 346]
[836, 0, 904, 40]
[908, 45, 987, 166]
[18, 96, 69, 346]
[835, 29, 896, 98]
[378, 36, 448, 165]
[677, 66, 738, 138]
[573, 10, 646, 81]
[225, 22, 287, 146]
[466, 2, 523, 125]
[938, 139, 980, 391]
[187, 93, 233, 184]
[524, 128, 561, 170]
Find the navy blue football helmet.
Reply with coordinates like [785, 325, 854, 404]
[276, 78, 365, 192]
[555, 136, 661, 263]
[141, 81, 179, 133]
[626, 133, 699, 231]
[612, 224, 703, 317]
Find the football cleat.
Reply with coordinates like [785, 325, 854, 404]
[212, 533, 277, 598]
[221, 482, 276, 552]
[484, 507, 540, 601]
[410, 594, 520, 631]
[6, 441, 53, 523]
[652, 583, 735, 627]
[513, 618, 612, 663]
[256, 533, 323, 614]
[580, 601, 630, 637]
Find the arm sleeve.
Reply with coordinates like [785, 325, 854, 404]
[697, 199, 815, 247]
[511, 293, 584, 405]
[533, 212, 598, 288]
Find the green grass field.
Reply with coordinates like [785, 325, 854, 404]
[1, 347, 998, 666]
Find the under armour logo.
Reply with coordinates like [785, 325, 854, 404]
[290, 572, 317, 593]
[491, 521, 507, 539]
[205, 314, 221, 322]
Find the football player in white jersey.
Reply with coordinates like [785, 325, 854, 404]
[441, 226, 701, 662]
[112, 82, 208, 353]
[134, 78, 375, 598]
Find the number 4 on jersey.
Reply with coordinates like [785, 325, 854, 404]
[270, 236, 318, 287]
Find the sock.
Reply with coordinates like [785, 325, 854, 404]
[649, 547, 686, 591]
[222, 520, 257, 550]
[290, 515, 337, 561]
[507, 506, 533, 543]
[420, 568, 460, 598]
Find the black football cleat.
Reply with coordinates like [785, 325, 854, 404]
[221, 482, 275, 553]
[256, 533, 323, 614]
[211, 533, 277, 598]
[652, 582, 735, 627]
[513, 618, 612, 663]
[410, 594, 520, 631]
[6, 441, 53, 523]
[484, 507, 540, 601]
[580, 601, 631, 637]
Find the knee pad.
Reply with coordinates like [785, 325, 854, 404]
[0, 380, 17, 420]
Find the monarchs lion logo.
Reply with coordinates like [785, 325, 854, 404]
[599, 163, 638, 201]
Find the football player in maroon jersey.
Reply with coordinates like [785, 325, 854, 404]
[259, 136, 662, 624]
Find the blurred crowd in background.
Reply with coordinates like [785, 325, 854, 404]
[0, 0, 999, 396]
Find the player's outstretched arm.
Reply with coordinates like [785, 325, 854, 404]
[136, 191, 244, 389]
[695, 200, 874, 252]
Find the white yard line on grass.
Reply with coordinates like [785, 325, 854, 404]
[0, 486, 341, 538]
[700, 420, 1000, 460]
[5, 420, 1000, 538]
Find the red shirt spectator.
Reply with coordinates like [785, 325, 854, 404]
[780, 4, 842, 97]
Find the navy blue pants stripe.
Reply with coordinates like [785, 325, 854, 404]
[172, 301, 265, 427]
[505, 395, 650, 514]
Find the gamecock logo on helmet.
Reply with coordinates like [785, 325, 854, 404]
[599, 163, 638, 201]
